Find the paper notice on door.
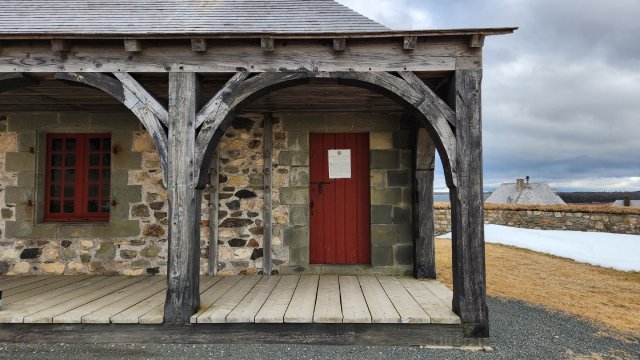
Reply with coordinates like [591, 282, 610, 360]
[328, 149, 351, 179]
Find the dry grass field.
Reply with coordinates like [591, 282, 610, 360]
[435, 238, 640, 338]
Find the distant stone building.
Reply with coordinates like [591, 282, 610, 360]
[486, 179, 565, 205]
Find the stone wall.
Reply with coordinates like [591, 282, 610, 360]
[434, 203, 640, 235]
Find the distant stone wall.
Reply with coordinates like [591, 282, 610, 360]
[434, 203, 640, 235]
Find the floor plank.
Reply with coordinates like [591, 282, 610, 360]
[377, 276, 431, 324]
[198, 276, 262, 323]
[284, 275, 319, 323]
[110, 292, 165, 324]
[421, 280, 454, 308]
[358, 276, 400, 323]
[339, 276, 371, 323]
[0, 277, 114, 323]
[24, 277, 147, 323]
[2, 275, 93, 304]
[0, 276, 55, 291]
[313, 275, 342, 323]
[254, 275, 299, 323]
[398, 277, 460, 324]
[52, 276, 164, 324]
[226, 276, 280, 323]
[191, 276, 243, 323]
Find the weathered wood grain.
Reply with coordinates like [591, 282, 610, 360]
[226, 276, 280, 323]
[191, 39, 208, 52]
[198, 276, 262, 323]
[450, 68, 489, 334]
[339, 276, 371, 323]
[254, 275, 299, 323]
[124, 39, 143, 52]
[164, 72, 201, 323]
[284, 275, 319, 323]
[0, 72, 39, 92]
[413, 127, 437, 279]
[357, 276, 400, 323]
[191, 275, 242, 323]
[398, 277, 460, 324]
[2, 276, 92, 304]
[376, 276, 430, 324]
[313, 275, 342, 323]
[0, 276, 55, 291]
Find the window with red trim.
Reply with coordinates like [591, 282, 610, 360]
[45, 134, 111, 222]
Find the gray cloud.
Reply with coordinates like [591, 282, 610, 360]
[339, 0, 640, 191]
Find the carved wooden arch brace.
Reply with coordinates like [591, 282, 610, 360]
[194, 71, 458, 190]
[54, 72, 169, 185]
[0, 73, 40, 93]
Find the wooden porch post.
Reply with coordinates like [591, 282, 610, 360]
[449, 68, 489, 336]
[413, 127, 436, 279]
[164, 72, 201, 323]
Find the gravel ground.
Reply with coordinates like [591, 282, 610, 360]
[1, 297, 638, 360]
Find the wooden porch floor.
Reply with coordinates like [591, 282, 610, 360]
[0, 275, 460, 325]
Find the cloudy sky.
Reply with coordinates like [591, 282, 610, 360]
[338, 0, 640, 192]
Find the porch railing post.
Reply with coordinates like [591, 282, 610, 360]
[164, 72, 201, 323]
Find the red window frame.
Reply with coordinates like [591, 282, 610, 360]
[44, 133, 111, 222]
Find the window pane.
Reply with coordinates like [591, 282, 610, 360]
[101, 200, 110, 213]
[102, 169, 110, 182]
[87, 200, 98, 213]
[50, 185, 61, 197]
[51, 169, 62, 182]
[89, 169, 100, 181]
[88, 184, 99, 197]
[65, 139, 76, 151]
[65, 153, 76, 167]
[49, 200, 61, 213]
[64, 185, 75, 197]
[63, 200, 74, 213]
[101, 184, 110, 197]
[89, 138, 101, 151]
[64, 169, 75, 182]
[102, 154, 111, 166]
[52, 138, 64, 151]
[102, 138, 111, 151]
[89, 154, 100, 167]
[51, 154, 63, 167]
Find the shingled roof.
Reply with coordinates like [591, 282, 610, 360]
[0, 0, 388, 36]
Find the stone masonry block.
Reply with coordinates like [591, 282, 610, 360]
[5, 152, 35, 172]
[394, 244, 413, 266]
[17, 132, 37, 152]
[371, 246, 394, 266]
[279, 151, 309, 166]
[393, 131, 410, 150]
[371, 188, 402, 205]
[289, 246, 309, 265]
[397, 224, 413, 244]
[387, 170, 410, 187]
[281, 114, 324, 131]
[370, 170, 386, 187]
[111, 151, 142, 170]
[279, 187, 309, 205]
[287, 132, 308, 151]
[111, 185, 142, 204]
[392, 206, 412, 224]
[370, 150, 400, 169]
[284, 226, 309, 247]
[91, 113, 140, 131]
[371, 205, 392, 224]
[370, 132, 393, 150]
[289, 205, 309, 225]
[371, 224, 398, 246]
[8, 113, 59, 132]
[4, 186, 33, 204]
[289, 167, 310, 187]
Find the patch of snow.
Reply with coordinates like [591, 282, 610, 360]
[439, 224, 640, 272]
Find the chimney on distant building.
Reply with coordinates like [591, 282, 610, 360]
[624, 195, 631, 207]
[516, 178, 525, 191]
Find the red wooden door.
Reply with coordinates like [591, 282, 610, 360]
[309, 133, 370, 264]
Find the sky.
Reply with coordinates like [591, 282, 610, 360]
[338, 0, 640, 192]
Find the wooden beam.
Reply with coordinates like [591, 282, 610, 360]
[50, 40, 70, 52]
[191, 39, 208, 52]
[332, 38, 347, 52]
[0, 41, 475, 72]
[53, 72, 169, 184]
[398, 72, 456, 128]
[112, 73, 168, 126]
[0, 73, 39, 93]
[164, 72, 201, 323]
[195, 72, 249, 129]
[469, 35, 485, 48]
[263, 113, 273, 275]
[403, 36, 417, 50]
[124, 39, 143, 52]
[208, 149, 219, 275]
[413, 127, 436, 279]
[261, 38, 275, 52]
[450, 68, 488, 335]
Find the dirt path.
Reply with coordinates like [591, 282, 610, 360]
[435, 238, 640, 337]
